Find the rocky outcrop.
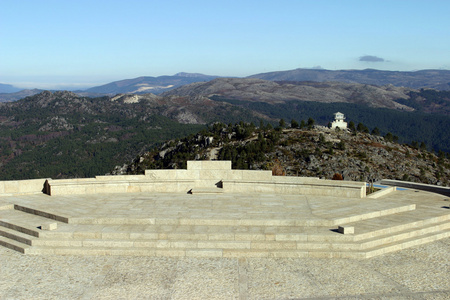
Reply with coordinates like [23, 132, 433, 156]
[116, 125, 450, 187]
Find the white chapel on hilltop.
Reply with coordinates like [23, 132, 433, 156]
[331, 112, 347, 129]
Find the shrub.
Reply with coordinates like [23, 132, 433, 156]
[272, 159, 286, 176]
[332, 173, 343, 180]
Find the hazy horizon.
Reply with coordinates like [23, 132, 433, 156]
[1, 0, 449, 90]
[4, 67, 450, 91]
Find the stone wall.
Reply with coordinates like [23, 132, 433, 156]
[0, 179, 48, 196]
[0, 161, 367, 198]
[380, 179, 450, 196]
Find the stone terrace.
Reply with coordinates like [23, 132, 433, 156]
[0, 161, 448, 259]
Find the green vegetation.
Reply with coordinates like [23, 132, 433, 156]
[394, 89, 450, 115]
[126, 120, 450, 186]
[210, 96, 450, 153]
[0, 93, 204, 179]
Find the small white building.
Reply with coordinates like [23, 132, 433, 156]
[331, 112, 347, 129]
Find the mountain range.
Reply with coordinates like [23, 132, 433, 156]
[2, 68, 450, 102]
[249, 68, 450, 90]
[79, 72, 219, 96]
[0, 87, 449, 180]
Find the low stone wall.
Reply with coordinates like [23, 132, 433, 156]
[222, 179, 366, 198]
[380, 179, 450, 197]
[0, 179, 48, 196]
[45, 179, 195, 196]
[8, 161, 366, 198]
[367, 186, 396, 199]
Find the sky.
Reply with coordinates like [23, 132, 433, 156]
[1, 0, 450, 90]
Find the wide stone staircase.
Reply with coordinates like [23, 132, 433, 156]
[1, 196, 449, 259]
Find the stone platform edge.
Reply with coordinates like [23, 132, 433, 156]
[380, 179, 450, 197]
[1, 161, 367, 198]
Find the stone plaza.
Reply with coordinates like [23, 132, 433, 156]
[0, 161, 449, 298]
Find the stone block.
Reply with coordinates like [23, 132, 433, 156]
[198, 170, 227, 181]
[73, 232, 101, 239]
[269, 251, 309, 258]
[145, 170, 176, 180]
[187, 160, 231, 170]
[41, 222, 57, 231]
[338, 226, 355, 234]
[197, 241, 251, 249]
[222, 250, 269, 258]
[186, 249, 223, 258]
[234, 234, 266, 241]
[241, 170, 272, 181]
[154, 249, 186, 257]
[0, 204, 14, 210]
[250, 241, 297, 250]
[3, 181, 19, 194]
[207, 233, 235, 241]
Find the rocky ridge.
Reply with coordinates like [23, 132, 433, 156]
[161, 78, 413, 110]
[115, 123, 450, 187]
[248, 68, 450, 90]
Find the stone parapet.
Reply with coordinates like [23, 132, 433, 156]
[222, 179, 366, 198]
[45, 179, 195, 196]
[5, 161, 365, 197]
[0, 179, 48, 196]
[380, 179, 450, 196]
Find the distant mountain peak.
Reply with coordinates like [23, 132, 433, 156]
[0, 83, 21, 93]
[174, 72, 212, 78]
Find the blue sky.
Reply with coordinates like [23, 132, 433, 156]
[1, 0, 449, 89]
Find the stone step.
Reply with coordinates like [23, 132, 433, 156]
[0, 209, 62, 237]
[330, 204, 416, 225]
[0, 226, 36, 245]
[25, 245, 366, 259]
[0, 236, 31, 254]
[0, 219, 40, 237]
[352, 210, 450, 241]
[39, 223, 353, 242]
[365, 229, 450, 258]
[13, 204, 69, 223]
[357, 220, 450, 250]
[0, 208, 61, 226]
[65, 203, 417, 226]
[42, 210, 450, 241]
[189, 188, 224, 194]
[26, 228, 450, 259]
[31, 220, 450, 252]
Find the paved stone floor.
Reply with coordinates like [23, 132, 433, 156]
[1, 238, 449, 299]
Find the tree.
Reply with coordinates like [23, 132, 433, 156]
[420, 142, 427, 151]
[357, 122, 369, 133]
[279, 119, 286, 128]
[348, 121, 356, 132]
[307, 117, 315, 128]
[300, 120, 306, 129]
[384, 132, 394, 142]
[291, 119, 299, 128]
[371, 127, 380, 135]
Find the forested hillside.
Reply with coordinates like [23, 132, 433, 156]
[210, 97, 450, 153]
[0, 87, 449, 181]
[0, 92, 205, 179]
[118, 122, 450, 187]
